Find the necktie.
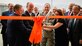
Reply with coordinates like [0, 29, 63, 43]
[73, 18, 76, 28]
[69, 19, 74, 29]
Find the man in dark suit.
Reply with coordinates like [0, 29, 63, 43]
[6, 4, 32, 46]
[65, 3, 75, 16]
[78, 19, 82, 46]
[68, 5, 81, 46]
[65, 3, 75, 27]
[1, 3, 14, 46]
[23, 2, 35, 46]
[33, 7, 39, 16]
[78, 7, 82, 46]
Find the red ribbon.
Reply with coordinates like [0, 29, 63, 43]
[29, 16, 45, 44]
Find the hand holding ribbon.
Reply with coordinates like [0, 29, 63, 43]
[29, 16, 45, 44]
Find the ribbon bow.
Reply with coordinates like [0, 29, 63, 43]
[29, 16, 45, 44]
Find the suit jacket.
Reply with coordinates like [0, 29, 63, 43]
[68, 14, 81, 32]
[79, 19, 82, 40]
[75, 15, 82, 40]
[65, 11, 69, 16]
[6, 13, 31, 38]
[23, 11, 35, 30]
[34, 12, 39, 16]
[68, 15, 82, 46]
[1, 11, 14, 34]
[65, 11, 72, 16]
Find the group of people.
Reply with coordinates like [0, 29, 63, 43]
[0, 2, 82, 46]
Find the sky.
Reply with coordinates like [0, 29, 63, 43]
[0, 0, 82, 11]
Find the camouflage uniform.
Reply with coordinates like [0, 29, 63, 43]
[40, 12, 55, 46]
